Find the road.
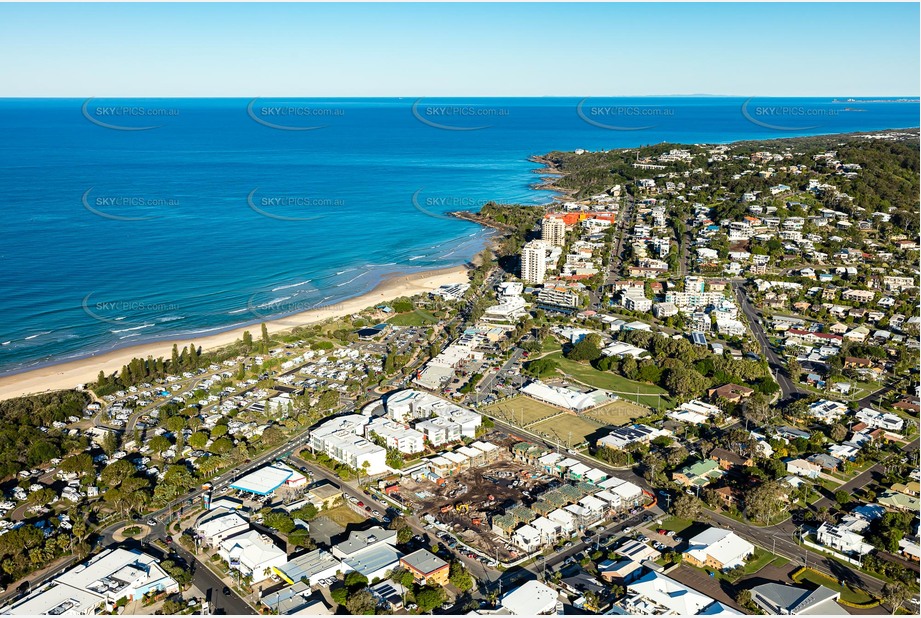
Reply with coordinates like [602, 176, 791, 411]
[169, 541, 255, 615]
[703, 509, 891, 598]
[732, 281, 801, 401]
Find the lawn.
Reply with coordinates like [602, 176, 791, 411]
[483, 396, 560, 426]
[531, 414, 607, 448]
[658, 516, 693, 534]
[387, 309, 438, 326]
[740, 548, 777, 576]
[584, 400, 649, 426]
[544, 352, 672, 407]
[541, 337, 563, 354]
[323, 505, 368, 527]
[795, 569, 876, 605]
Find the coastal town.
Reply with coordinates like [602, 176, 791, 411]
[0, 129, 918, 616]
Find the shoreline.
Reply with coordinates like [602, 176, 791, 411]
[0, 265, 471, 402]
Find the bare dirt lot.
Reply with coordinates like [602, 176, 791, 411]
[398, 455, 559, 561]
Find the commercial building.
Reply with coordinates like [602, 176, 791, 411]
[683, 528, 754, 570]
[195, 507, 250, 547]
[750, 583, 846, 615]
[1, 549, 178, 616]
[272, 549, 344, 586]
[260, 582, 333, 615]
[229, 463, 300, 497]
[614, 570, 740, 615]
[219, 531, 288, 583]
[500, 580, 562, 615]
[342, 546, 403, 583]
[399, 549, 450, 586]
[332, 527, 397, 561]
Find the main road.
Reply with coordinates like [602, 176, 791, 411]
[732, 281, 801, 401]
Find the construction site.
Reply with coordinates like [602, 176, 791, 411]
[395, 454, 560, 561]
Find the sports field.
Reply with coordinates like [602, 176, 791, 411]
[531, 414, 606, 447]
[483, 396, 559, 426]
[583, 400, 649, 425]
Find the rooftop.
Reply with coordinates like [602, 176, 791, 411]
[400, 549, 449, 576]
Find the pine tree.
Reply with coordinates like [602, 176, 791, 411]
[97, 370, 106, 387]
[261, 323, 270, 353]
[171, 344, 180, 370]
[242, 330, 253, 351]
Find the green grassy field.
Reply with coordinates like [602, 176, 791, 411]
[387, 310, 438, 326]
[584, 400, 650, 426]
[658, 517, 693, 534]
[544, 352, 671, 406]
[484, 396, 560, 426]
[531, 414, 607, 447]
[795, 570, 876, 604]
[541, 338, 563, 353]
[740, 549, 777, 576]
[323, 505, 368, 527]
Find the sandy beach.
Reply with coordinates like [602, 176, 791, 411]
[0, 265, 470, 402]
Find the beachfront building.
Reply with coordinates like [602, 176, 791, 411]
[522, 240, 552, 284]
[542, 216, 568, 246]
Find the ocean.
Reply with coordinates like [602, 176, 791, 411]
[0, 97, 917, 374]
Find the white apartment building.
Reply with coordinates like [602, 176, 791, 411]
[416, 417, 462, 446]
[310, 415, 388, 474]
[522, 240, 551, 284]
[365, 417, 425, 454]
[621, 289, 652, 313]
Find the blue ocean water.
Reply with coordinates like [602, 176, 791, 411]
[0, 97, 917, 374]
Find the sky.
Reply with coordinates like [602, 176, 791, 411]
[0, 2, 918, 97]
